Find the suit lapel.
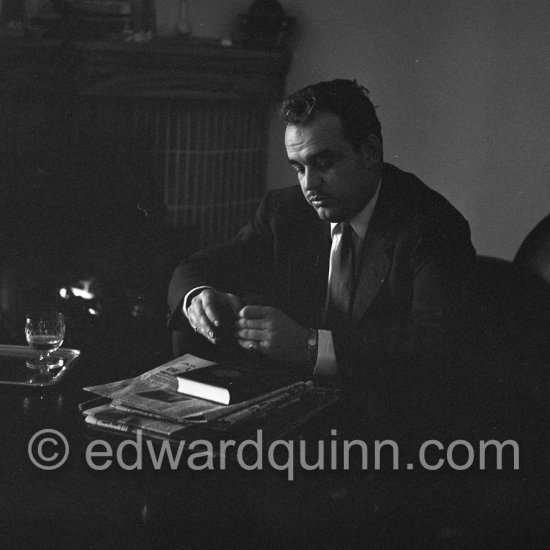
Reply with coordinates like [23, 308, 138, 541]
[351, 166, 400, 323]
[351, 233, 391, 323]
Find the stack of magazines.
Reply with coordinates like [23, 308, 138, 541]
[81, 354, 339, 446]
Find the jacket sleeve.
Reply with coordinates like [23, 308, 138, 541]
[167, 192, 278, 330]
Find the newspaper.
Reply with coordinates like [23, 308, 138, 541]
[84, 354, 310, 424]
[83, 384, 339, 446]
[83, 403, 190, 438]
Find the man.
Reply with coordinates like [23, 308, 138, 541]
[168, 79, 477, 405]
[166, 80, 548, 547]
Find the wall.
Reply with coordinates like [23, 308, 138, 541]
[162, 1, 550, 260]
[155, 0, 251, 38]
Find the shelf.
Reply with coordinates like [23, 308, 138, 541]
[0, 34, 291, 100]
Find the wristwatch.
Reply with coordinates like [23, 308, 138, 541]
[307, 328, 318, 368]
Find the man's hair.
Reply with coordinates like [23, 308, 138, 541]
[280, 79, 383, 151]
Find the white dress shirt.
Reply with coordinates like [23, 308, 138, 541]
[314, 180, 381, 376]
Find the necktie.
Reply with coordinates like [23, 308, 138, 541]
[327, 222, 356, 324]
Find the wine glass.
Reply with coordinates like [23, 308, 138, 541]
[25, 311, 66, 370]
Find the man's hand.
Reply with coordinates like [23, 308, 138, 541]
[187, 289, 241, 344]
[234, 305, 309, 363]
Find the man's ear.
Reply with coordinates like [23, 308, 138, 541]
[360, 134, 382, 166]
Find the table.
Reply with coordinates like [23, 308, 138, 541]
[0, 347, 345, 549]
[0, 345, 549, 549]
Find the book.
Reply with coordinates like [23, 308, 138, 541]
[83, 354, 224, 423]
[177, 362, 297, 405]
[83, 353, 309, 423]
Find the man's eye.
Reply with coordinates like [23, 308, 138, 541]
[292, 165, 305, 175]
[315, 157, 335, 170]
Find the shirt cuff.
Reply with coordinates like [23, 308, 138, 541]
[313, 329, 338, 377]
[183, 286, 213, 319]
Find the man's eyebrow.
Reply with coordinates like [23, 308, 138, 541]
[288, 149, 334, 165]
[315, 149, 340, 160]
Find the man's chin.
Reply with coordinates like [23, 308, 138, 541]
[313, 206, 342, 223]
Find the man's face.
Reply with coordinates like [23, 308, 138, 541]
[285, 111, 380, 222]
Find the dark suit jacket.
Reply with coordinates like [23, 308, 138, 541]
[168, 163, 478, 405]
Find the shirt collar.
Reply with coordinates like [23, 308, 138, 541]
[331, 178, 382, 240]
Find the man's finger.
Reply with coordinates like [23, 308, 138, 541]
[234, 317, 267, 330]
[238, 305, 273, 319]
[234, 328, 264, 341]
[193, 300, 216, 340]
[187, 300, 203, 331]
[237, 338, 265, 353]
[203, 292, 230, 328]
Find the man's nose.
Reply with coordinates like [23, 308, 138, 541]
[303, 167, 321, 190]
